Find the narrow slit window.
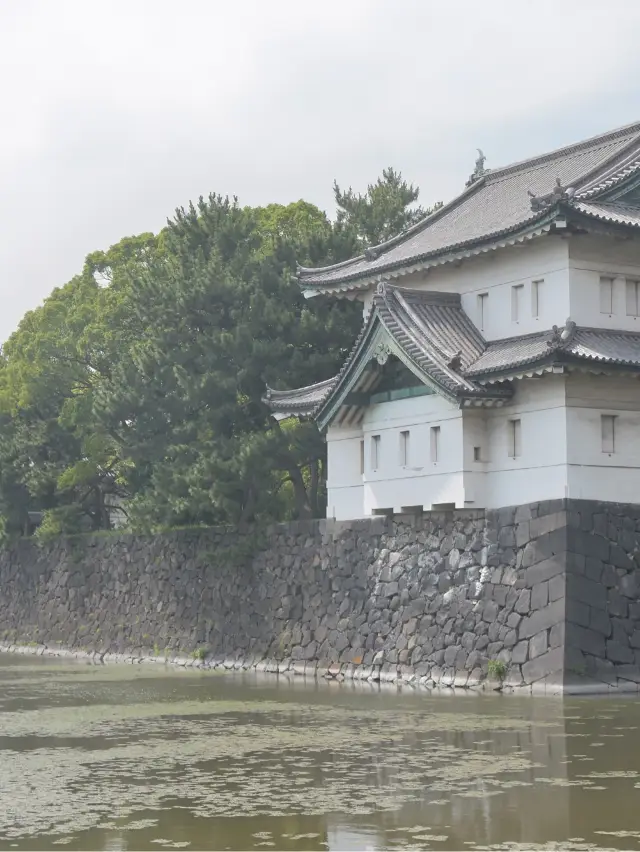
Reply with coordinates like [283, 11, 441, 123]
[508, 419, 522, 458]
[399, 430, 410, 467]
[601, 415, 616, 454]
[371, 435, 380, 470]
[477, 292, 488, 331]
[430, 425, 440, 463]
[626, 280, 640, 317]
[511, 284, 524, 322]
[360, 440, 365, 475]
[473, 446, 482, 462]
[600, 276, 614, 314]
[532, 279, 543, 318]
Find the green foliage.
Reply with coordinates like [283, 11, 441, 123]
[334, 166, 442, 248]
[0, 168, 433, 536]
[487, 659, 508, 683]
[192, 647, 208, 662]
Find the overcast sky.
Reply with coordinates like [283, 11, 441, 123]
[1, 0, 640, 342]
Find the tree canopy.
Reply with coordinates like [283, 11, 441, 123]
[0, 169, 437, 537]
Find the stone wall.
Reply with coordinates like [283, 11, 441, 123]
[0, 499, 639, 693]
[565, 501, 640, 691]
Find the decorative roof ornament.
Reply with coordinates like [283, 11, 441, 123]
[364, 247, 378, 261]
[528, 178, 576, 212]
[376, 281, 386, 295]
[546, 318, 576, 351]
[373, 341, 391, 365]
[465, 149, 487, 187]
[448, 350, 463, 371]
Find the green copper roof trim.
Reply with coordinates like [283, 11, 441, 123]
[369, 385, 436, 405]
[315, 325, 462, 432]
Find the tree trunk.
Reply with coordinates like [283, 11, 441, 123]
[309, 460, 320, 518]
[288, 465, 312, 519]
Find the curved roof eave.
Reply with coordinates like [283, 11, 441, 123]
[301, 215, 557, 296]
[299, 120, 640, 294]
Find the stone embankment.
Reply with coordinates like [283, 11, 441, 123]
[1, 499, 639, 693]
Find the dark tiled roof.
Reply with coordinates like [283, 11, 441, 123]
[263, 376, 335, 417]
[570, 328, 640, 365]
[464, 332, 553, 376]
[311, 284, 512, 428]
[374, 287, 486, 396]
[266, 287, 640, 427]
[465, 326, 640, 378]
[300, 122, 640, 290]
[572, 200, 640, 228]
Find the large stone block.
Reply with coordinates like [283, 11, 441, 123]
[511, 640, 528, 664]
[565, 598, 590, 628]
[529, 630, 548, 660]
[531, 581, 549, 611]
[566, 574, 607, 611]
[567, 528, 610, 562]
[524, 555, 566, 586]
[521, 646, 564, 685]
[590, 609, 612, 638]
[529, 511, 566, 539]
[606, 640, 635, 664]
[566, 622, 606, 657]
[518, 599, 564, 641]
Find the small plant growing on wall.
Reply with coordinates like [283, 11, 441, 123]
[487, 659, 508, 686]
[192, 647, 208, 662]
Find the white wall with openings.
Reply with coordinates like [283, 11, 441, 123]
[361, 391, 465, 514]
[483, 374, 569, 508]
[565, 372, 640, 503]
[358, 238, 570, 337]
[569, 234, 640, 331]
[399, 237, 570, 340]
[326, 369, 640, 519]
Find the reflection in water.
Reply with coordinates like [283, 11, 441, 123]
[0, 654, 638, 851]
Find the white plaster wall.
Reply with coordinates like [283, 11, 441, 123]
[325, 426, 364, 520]
[358, 238, 570, 339]
[351, 232, 640, 340]
[401, 238, 571, 340]
[326, 393, 473, 518]
[565, 372, 640, 502]
[461, 411, 488, 507]
[483, 375, 569, 507]
[362, 393, 464, 514]
[326, 375, 579, 518]
[569, 235, 640, 331]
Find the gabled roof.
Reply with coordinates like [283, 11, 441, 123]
[264, 290, 640, 428]
[300, 121, 640, 295]
[277, 284, 513, 429]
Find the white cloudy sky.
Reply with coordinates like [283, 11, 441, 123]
[1, 0, 639, 341]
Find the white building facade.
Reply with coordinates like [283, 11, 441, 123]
[266, 123, 640, 520]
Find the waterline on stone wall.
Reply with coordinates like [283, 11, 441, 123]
[0, 642, 591, 696]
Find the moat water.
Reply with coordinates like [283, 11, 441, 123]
[1, 654, 640, 851]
